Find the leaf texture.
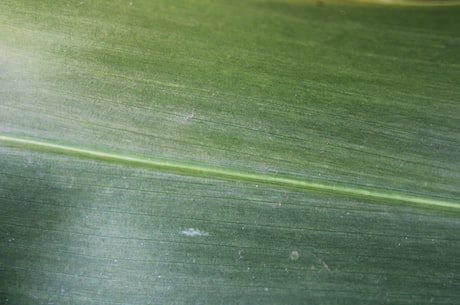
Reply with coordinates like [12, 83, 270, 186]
[1, 0, 459, 304]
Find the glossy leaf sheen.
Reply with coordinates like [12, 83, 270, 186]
[1, 0, 459, 304]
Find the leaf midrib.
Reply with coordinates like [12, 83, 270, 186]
[1, 134, 458, 210]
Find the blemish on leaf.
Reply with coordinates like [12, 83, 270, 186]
[181, 228, 209, 237]
[186, 109, 195, 121]
[322, 260, 331, 272]
[289, 250, 299, 261]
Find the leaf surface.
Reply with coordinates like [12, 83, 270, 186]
[1, 0, 459, 304]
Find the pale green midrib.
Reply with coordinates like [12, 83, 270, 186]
[1, 134, 459, 210]
[360, 0, 460, 6]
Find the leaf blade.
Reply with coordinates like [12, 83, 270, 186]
[1, 0, 460, 304]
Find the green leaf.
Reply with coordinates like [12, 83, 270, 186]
[1, 0, 459, 304]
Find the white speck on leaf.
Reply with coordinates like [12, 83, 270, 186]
[181, 228, 208, 237]
[322, 260, 330, 272]
[186, 109, 195, 121]
[289, 250, 299, 261]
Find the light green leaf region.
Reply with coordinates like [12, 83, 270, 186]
[1, 0, 459, 304]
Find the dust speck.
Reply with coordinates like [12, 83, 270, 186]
[186, 109, 195, 121]
[181, 228, 209, 237]
[322, 260, 331, 272]
[289, 250, 299, 261]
